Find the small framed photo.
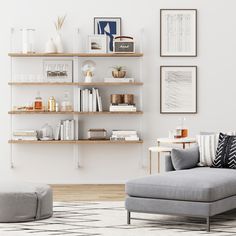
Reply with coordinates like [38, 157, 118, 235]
[88, 35, 107, 53]
[94, 17, 121, 52]
[160, 9, 197, 57]
[43, 60, 73, 82]
[160, 66, 197, 114]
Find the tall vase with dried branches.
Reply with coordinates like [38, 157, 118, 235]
[54, 15, 66, 53]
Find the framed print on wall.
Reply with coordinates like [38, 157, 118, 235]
[160, 66, 197, 114]
[88, 35, 107, 53]
[160, 9, 197, 57]
[94, 17, 121, 53]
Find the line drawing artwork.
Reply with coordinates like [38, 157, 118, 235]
[161, 9, 196, 56]
[164, 71, 193, 111]
[161, 67, 197, 114]
[165, 14, 191, 53]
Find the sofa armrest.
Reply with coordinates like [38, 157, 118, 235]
[165, 155, 175, 172]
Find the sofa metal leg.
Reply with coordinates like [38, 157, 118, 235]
[127, 211, 131, 225]
[206, 216, 210, 232]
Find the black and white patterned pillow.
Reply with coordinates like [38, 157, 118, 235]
[211, 133, 236, 169]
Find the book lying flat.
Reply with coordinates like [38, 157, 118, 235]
[13, 130, 37, 136]
[13, 136, 38, 141]
[109, 105, 137, 112]
[110, 136, 140, 141]
[104, 78, 134, 83]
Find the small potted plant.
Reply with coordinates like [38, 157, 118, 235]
[112, 66, 126, 78]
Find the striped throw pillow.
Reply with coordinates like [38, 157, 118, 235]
[196, 133, 219, 166]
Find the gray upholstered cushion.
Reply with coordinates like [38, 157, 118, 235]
[0, 182, 53, 222]
[126, 167, 236, 202]
[165, 155, 175, 172]
[171, 145, 199, 170]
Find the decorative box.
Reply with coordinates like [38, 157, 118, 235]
[113, 36, 135, 53]
[88, 129, 107, 140]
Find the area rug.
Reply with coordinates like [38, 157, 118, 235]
[0, 201, 236, 236]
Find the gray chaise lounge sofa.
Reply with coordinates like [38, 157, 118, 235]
[125, 154, 236, 232]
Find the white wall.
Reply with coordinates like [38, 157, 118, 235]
[1, 0, 236, 183]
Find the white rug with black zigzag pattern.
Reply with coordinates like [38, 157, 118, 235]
[0, 201, 236, 236]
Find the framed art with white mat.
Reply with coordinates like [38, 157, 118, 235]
[160, 9, 197, 57]
[88, 35, 107, 53]
[160, 66, 197, 114]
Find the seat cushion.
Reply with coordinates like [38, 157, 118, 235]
[126, 167, 236, 202]
[0, 182, 53, 222]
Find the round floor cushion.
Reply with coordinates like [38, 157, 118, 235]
[0, 182, 53, 222]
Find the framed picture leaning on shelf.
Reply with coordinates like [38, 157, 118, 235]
[94, 17, 121, 52]
[160, 66, 197, 114]
[160, 9, 197, 57]
[88, 35, 107, 53]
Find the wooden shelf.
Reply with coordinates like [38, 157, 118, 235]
[8, 82, 143, 86]
[9, 139, 143, 144]
[9, 111, 143, 115]
[8, 53, 143, 57]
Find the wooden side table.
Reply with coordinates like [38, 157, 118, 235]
[157, 137, 196, 149]
[149, 146, 172, 174]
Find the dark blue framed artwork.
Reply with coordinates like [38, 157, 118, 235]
[94, 17, 121, 52]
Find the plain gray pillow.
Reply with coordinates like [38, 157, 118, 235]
[171, 145, 200, 170]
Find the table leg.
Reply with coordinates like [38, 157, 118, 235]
[183, 143, 186, 149]
[149, 150, 152, 175]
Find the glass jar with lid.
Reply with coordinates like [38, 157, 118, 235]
[39, 123, 53, 140]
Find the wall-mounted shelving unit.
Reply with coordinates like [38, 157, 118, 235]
[8, 82, 143, 86]
[8, 53, 143, 57]
[9, 51, 144, 168]
[9, 139, 143, 144]
[9, 111, 143, 115]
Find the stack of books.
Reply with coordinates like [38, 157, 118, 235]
[54, 120, 75, 141]
[110, 130, 139, 141]
[109, 104, 137, 112]
[78, 88, 102, 112]
[13, 130, 38, 141]
[104, 78, 134, 83]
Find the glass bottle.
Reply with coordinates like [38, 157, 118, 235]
[61, 91, 72, 111]
[175, 117, 188, 138]
[181, 118, 188, 138]
[48, 96, 56, 112]
[34, 91, 43, 110]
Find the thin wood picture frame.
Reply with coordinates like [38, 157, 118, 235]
[160, 9, 197, 57]
[160, 66, 197, 114]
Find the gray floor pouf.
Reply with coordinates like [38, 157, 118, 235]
[0, 182, 53, 222]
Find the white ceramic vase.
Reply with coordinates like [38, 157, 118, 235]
[45, 38, 57, 53]
[55, 31, 64, 53]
